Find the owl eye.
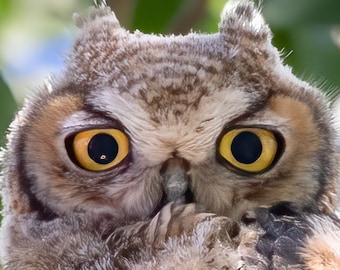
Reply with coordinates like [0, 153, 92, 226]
[218, 128, 279, 173]
[67, 129, 129, 171]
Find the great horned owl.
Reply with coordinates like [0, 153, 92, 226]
[1, 1, 339, 269]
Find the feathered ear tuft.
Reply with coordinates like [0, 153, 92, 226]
[73, 6, 120, 30]
[93, 0, 108, 8]
[219, 1, 271, 46]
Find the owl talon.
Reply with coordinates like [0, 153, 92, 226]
[239, 203, 310, 268]
[151, 203, 212, 243]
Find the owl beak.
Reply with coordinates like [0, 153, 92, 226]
[160, 157, 192, 203]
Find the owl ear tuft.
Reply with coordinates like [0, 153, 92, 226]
[73, 6, 120, 30]
[219, 1, 271, 45]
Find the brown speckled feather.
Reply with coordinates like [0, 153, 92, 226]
[1, 1, 339, 269]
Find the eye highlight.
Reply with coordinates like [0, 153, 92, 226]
[68, 129, 129, 171]
[218, 128, 278, 173]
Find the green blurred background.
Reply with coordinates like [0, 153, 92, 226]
[0, 0, 340, 148]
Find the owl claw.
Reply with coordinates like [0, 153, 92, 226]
[240, 203, 310, 269]
[147, 202, 236, 246]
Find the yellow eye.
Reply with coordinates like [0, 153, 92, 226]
[70, 129, 129, 171]
[218, 128, 278, 173]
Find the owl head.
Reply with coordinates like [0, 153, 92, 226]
[1, 1, 338, 227]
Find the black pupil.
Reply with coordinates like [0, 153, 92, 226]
[88, 133, 118, 164]
[231, 131, 262, 164]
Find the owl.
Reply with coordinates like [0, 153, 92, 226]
[1, 1, 339, 269]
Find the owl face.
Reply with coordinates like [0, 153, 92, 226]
[2, 3, 338, 225]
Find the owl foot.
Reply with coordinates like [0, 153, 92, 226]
[240, 202, 340, 270]
[116, 202, 242, 269]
